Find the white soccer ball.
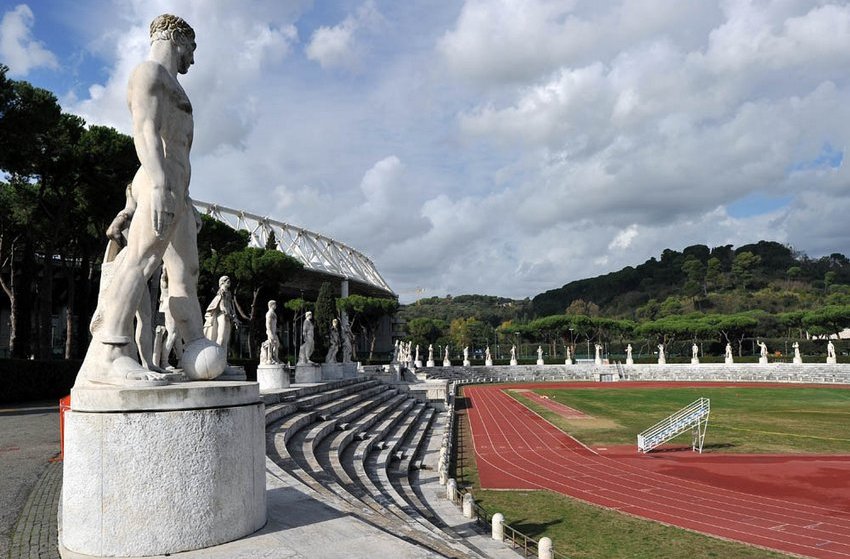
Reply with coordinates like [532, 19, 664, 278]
[182, 338, 227, 380]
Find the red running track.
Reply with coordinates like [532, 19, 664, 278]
[465, 382, 850, 559]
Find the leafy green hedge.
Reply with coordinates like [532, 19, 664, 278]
[0, 359, 80, 404]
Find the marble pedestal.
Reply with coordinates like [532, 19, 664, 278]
[827, 356, 837, 364]
[322, 362, 343, 380]
[510, 359, 518, 366]
[485, 358, 493, 367]
[220, 365, 247, 381]
[625, 358, 633, 365]
[61, 381, 266, 558]
[341, 362, 358, 378]
[793, 356, 803, 364]
[537, 359, 545, 366]
[257, 363, 289, 390]
[759, 356, 768, 364]
[442, 359, 451, 367]
[725, 357, 734, 365]
[426, 360, 435, 367]
[463, 359, 471, 367]
[691, 357, 700, 364]
[295, 363, 322, 383]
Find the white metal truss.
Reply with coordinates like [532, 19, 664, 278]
[193, 200, 394, 296]
[637, 397, 710, 453]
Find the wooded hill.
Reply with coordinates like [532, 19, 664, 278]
[402, 241, 850, 323]
[531, 241, 850, 319]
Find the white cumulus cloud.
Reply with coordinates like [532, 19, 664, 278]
[0, 4, 58, 75]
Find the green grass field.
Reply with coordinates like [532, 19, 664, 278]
[456, 384, 850, 558]
[517, 385, 850, 453]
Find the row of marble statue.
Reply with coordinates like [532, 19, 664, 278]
[401, 338, 839, 367]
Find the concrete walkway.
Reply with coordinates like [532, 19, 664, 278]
[0, 401, 61, 559]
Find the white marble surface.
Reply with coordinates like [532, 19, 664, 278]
[70, 380, 260, 412]
[61, 401, 266, 557]
[295, 364, 322, 383]
[257, 364, 289, 391]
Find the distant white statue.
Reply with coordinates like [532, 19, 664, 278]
[793, 341, 802, 364]
[391, 340, 400, 364]
[691, 342, 699, 365]
[298, 311, 316, 365]
[204, 275, 239, 349]
[565, 346, 572, 365]
[485, 346, 492, 366]
[443, 346, 451, 366]
[594, 343, 602, 365]
[463, 346, 469, 360]
[325, 318, 340, 363]
[724, 342, 734, 364]
[428, 344, 434, 362]
[827, 340, 837, 364]
[260, 300, 280, 365]
[414, 344, 420, 363]
[657, 344, 666, 365]
[341, 314, 354, 363]
[625, 344, 633, 365]
[536, 345, 544, 365]
[510, 344, 518, 366]
[757, 340, 768, 364]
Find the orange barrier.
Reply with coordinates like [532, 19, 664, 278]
[57, 394, 71, 461]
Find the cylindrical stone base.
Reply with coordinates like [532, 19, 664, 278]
[257, 363, 289, 390]
[61, 392, 266, 557]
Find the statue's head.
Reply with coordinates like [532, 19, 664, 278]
[332, 318, 339, 327]
[150, 14, 196, 73]
[305, 311, 313, 320]
[268, 300, 276, 309]
[218, 275, 230, 289]
[150, 14, 195, 45]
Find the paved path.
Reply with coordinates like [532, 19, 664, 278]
[0, 402, 60, 559]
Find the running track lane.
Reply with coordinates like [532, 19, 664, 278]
[465, 384, 850, 559]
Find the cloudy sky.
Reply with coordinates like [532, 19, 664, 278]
[3, 0, 850, 302]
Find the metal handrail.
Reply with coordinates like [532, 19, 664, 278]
[637, 398, 710, 452]
[639, 398, 709, 440]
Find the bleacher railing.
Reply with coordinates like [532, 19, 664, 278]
[637, 397, 710, 453]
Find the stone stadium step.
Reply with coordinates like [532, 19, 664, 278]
[324, 393, 410, 487]
[296, 379, 381, 410]
[313, 383, 390, 420]
[369, 402, 428, 512]
[391, 408, 438, 520]
[269, 401, 478, 557]
[262, 378, 369, 425]
[411, 412, 524, 559]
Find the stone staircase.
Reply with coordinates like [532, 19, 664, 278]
[263, 378, 514, 559]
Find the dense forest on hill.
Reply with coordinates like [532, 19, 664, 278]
[532, 241, 850, 318]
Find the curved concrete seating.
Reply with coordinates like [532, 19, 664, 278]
[263, 376, 511, 558]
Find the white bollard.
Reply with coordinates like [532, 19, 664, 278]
[538, 537, 553, 559]
[462, 493, 475, 519]
[446, 478, 457, 502]
[491, 513, 504, 541]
